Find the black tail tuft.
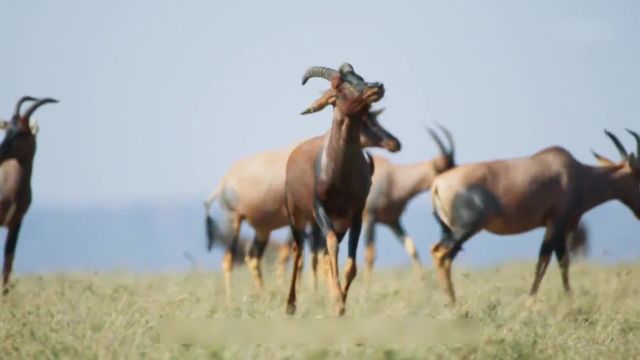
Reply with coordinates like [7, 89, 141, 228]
[567, 222, 589, 258]
[206, 214, 218, 252]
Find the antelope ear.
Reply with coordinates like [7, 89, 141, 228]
[591, 150, 617, 167]
[300, 90, 336, 115]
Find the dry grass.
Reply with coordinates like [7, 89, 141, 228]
[1, 261, 639, 359]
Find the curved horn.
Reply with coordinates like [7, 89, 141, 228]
[604, 130, 628, 160]
[435, 122, 455, 159]
[13, 96, 38, 119]
[626, 129, 640, 159]
[425, 126, 447, 157]
[22, 98, 59, 120]
[301, 66, 337, 85]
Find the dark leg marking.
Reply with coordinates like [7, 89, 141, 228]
[3, 222, 22, 296]
[286, 226, 306, 315]
[530, 226, 565, 295]
[342, 214, 362, 303]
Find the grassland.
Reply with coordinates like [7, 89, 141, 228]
[1, 260, 639, 359]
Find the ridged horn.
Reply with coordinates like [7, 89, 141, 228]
[301, 66, 337, 85]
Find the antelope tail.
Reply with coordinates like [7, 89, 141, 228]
[567, 221, 589, 258]
[204, 185, 223, 252]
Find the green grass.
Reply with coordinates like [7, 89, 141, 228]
[1, 261, 639, 359]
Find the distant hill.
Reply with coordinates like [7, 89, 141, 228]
[13, 195, 640, 274]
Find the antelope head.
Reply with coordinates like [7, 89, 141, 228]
[301, 63, 384, 118]
[300, 65, 398, 152]
[301, 89, 400, 153]
[0, 97, 58, 163]
[425, 123, 455, 173]
[591, 129, 640, 218]
[358, 108, 401, 153]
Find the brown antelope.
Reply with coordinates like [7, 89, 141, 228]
[363, 125, 455, 280]
[1, 96, 58, 295]
[284, 63, 384, 315]
[429, 130, 640, 304]
[204, 105, 400, 296]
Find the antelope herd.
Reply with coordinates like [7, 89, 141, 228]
[199, 62, 639, 315]
[1, 63, 636, 316]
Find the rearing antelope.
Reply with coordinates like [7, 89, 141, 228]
[1, 96, 58, 295]
[204, 103, 400, 296]
[430, 130, 640, 304]
[285, 63, 384, 316]
[363, 125, 455, 279]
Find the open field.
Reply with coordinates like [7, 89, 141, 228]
[1, 261, 639, 359]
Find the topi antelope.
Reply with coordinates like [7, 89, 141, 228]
[430, 130, 640, 304]
[0, 96, 58, 295]
[363, 124, 455, 280]
[285, 63, 385, 316]
[204, 104, 400, 297]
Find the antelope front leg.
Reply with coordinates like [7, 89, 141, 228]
[530, 225, 563, 296]
[325, 231, 345, 316]
[314, 201, 345, 316]
[309, 224, 324, 290]
[342, 215, 362, 305]
[555, 232, 571, 293]
[286, 228, 305, 315]
[390, 221, 423, 278]
[2, 222, 21, 296]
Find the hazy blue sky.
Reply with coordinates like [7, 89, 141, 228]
[1, 1, 639, 272]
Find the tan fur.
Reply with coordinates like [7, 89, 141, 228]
[429, 135, 640, 304]
[432, 147, 575, 234]
[363, 129, 454, 278]
[205, 108, 399, 295]
[284, 66, 386, 316]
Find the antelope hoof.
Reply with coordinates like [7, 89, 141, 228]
[334, 302, 346, 317]
[286, 302, 297, 315]
[526, 296, 537, 309]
